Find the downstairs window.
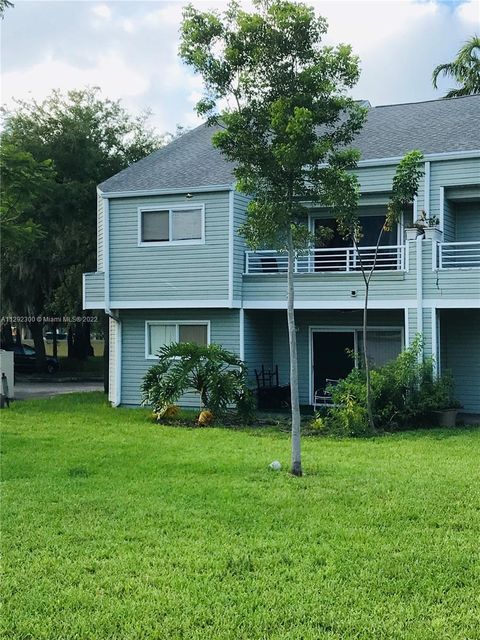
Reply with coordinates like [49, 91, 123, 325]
[145, 321, 209, 359]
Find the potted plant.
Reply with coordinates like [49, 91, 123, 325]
[423, 371, 461, 427]
[417, 210, 442, 242]
[405, 224, 423, 241]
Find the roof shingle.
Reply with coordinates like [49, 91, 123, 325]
[100, 95, 480, 193]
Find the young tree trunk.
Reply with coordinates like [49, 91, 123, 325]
[29, 321, 46, 372]
[287, 228, 302, 477]
[362, 282, 376, 433]
[74, 322, 88, 360]
[15, 324, 22, 346]
[51, 323, 58, 359]
[103, 313, 109, 395]
[67, 326, 74, 358]
[85, 321, 94, 357]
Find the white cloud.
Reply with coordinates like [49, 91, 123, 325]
[2, 51, 149, 107]
[92, 4, 112, 20]
[1, 0, 477, 133]
[457, 0, 480, 25]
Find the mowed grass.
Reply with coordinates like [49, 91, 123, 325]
[1, 394, 480, 640]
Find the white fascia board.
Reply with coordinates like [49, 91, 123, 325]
[103, 197, 110, 314]
[356, 149, 480, 168]
[98, 184, 234, 199]
[423, 299, 480, 309]
[239, 308, 245, 361]
[110, 299, 242, 309]
[404, 308, 410, 347]
[114, 318, 122, 407]
[242, 299, 417, 310]
[83, 299, 106, 311]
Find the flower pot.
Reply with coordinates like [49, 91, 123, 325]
[433, 408, 459, 427]
[406, 227, 423, 241]
[424, 227, 443, 242]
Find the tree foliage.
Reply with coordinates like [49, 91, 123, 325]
[324, 337, 459, 436]
[432, 35, 480, 98]
[1, 88, 162, 362]
[141, 342, 255, 423]
[0, 0, 13, 19]
[335, 150, 424, 433]
[180, 0, 366, 475]
[0, 143, 53, 252]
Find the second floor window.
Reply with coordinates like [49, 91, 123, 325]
[140, 206, 204, 245]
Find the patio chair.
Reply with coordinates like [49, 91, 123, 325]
[313, 378, 339, 410]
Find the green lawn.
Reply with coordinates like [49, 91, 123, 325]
[1, 394, 479, 640]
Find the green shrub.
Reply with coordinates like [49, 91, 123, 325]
[326, 336, 460, 435]
[141, 342, 256, 424]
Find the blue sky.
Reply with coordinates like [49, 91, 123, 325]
[1, 0, 478, 134]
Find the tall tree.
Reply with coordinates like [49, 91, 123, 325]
[336, 150, 424, 432]
[180, 0, 366, 475]
[0, 142, 55, 367]
[432, 35, 480, 97]
[1, 88, 163, 367]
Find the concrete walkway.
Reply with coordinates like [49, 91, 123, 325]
[13, 381, 103, 400]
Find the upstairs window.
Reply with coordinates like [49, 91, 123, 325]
[145, 321, 209, 358]
[139, 206, 204, 245]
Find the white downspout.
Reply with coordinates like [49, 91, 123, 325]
[416, 235, 423, 357]
[103, 196, 110, 315]
[103, 195, 121, 405]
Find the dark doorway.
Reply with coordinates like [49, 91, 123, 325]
[312, 331, 355, 395]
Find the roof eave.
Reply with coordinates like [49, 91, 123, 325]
[98, 183, 235, 198]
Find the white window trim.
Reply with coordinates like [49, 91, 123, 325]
[145, 320, 211, 359]
[138, 204, 205, 247]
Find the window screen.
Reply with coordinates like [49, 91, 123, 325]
[149, 324, 176, 355]
[142, 211, 169, 242]
[357, 330, 402, 367]
[172, 209, 202, 241]
[179, 324, 208, 345]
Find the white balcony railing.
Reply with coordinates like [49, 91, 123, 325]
[245, 245, 405, 274]
[438, 241, 480, 269]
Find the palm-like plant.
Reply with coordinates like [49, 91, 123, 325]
[141, 342, 255, 423]
[432, 35, 480, 98]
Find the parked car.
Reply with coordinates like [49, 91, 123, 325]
[0, 344, 59, 374]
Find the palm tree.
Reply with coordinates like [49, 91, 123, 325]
[432, 35, 480, 98]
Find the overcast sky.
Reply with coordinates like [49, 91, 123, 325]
[1, 0, 479, 134]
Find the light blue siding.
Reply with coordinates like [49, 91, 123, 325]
[440, 309, 480, 413]
[243, 310, 273, 384]
[429, 158, 480, 219]
[120, 308, 240, 406]
[354, 165, 397, 194]
[245, 309, 404, 404]
[233, 192, 249, 301]
[109, 191, 231, 303]
[83, 272, 105, 309]
[443, 197, 455, 243]
[90, 154, 480, 415]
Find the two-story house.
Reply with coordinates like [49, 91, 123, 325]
[83, 95, 480, 414]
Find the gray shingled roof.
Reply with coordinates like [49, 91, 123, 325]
[100, 95, 480, 193]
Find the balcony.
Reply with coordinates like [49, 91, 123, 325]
[245, 245, 406, 275]
[438, 241, 480, 269]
